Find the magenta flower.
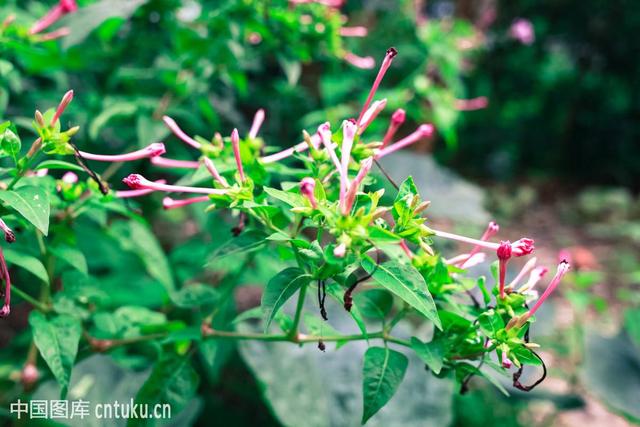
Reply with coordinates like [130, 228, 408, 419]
[356, 47, 398, 128]
[358, 99, 387, 135]
[497, 239, 535, 299]
[375, 124, 434, 158]
[0, 247, 11, 318]
[122, 174, 229, 195]
[162, 116, 202, 149]
[163, 196, 211, 210]
[501, 351, 513, 369]
[340, 26, 368, 37]
[30, 0, 78, 35]
[202, 157, 230, 188]
[454, 96, 489, 111]
[344, 52, 375, 69]
[509, 18, 535, 45]
[115, 179, 167, 198]
[231, 129, 246, 182]
[79, 143, 165, 162]
[300, 178, 318, 208]
[0, 219, 15, 243]
[151, 156, 199, 169]
[525, 261, 570, 320]
[381, 109, 406, 148]
[249, 109, 265, 140]
[51, 90, 73, 126]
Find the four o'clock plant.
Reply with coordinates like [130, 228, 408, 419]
[0, 47, 572, 423]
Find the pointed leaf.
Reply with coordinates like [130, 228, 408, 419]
[362, 346, 408, 424]
[261, 267, 311, 332]
[0, 186, 50, 235]
[411, 337, 444, 374]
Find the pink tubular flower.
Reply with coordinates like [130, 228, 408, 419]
[501, 351, 513, 369]
[202, 157, 229, 188]
[79, 143, 165, 162]
[382, 109, 406, 148]
[497, 241, 512, 299]
[162, 116, 202, 149]
[458, 221, 500, 268]
[511, 238, 535, 256]
[446, 252, 486, 268]
[340, 26, 368, 37]
[375, 124, 434, 158]
[507, 256, 537, 289]
[340, 120, 357, 201]
[261, 132, 321, 164]
[399, 240, 414, 259]
[122, 174, 229, 195]
[356, 47, 398, 127]
[115, 179, 166, 198]
[342, 157, 373, 215]
[249, 109, 265, 139]
[231, 129, 245, 182]
[344, 52, 375, 70]
[0, 247, 11, 317]
[300, 178, 318, 208]
[30, 0, 78, 35]
[519, 266, 549, 293]
[509, 18, 535, 45]
[333, 243, 347, 258]
[318, 123, 347, 193]
[151, 156, 199, 169]
[163, 196, 210, 210]
[38, 27, 71, 42]
[0, 219, 15, 243]
[455, 96, 489, 111]
[358, 99, 387, 135]
[525, 261, 570, 319]
[51, 90, 73, 126]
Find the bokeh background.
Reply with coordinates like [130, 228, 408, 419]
[1, 0, 639, 426]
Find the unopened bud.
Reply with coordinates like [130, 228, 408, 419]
[35, 110, 45, 127]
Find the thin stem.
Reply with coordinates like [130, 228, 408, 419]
[288, 283, 308, 339]
[11, 286, 50, 311]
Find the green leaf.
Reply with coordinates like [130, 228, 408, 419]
[49, 245, 88, 275]
[60, 0, 150, 49]
[624, 308, 640, 348]
[1, 128, 21, 160]
[477, 310, 505, 337]
[130, 352, 199, 427]
[362, 257, 441, 329]
[3, 249, 49, 284]
[263, 186, 306, 208]
[0, 186, 50, 235]
[35, 160, 86, 173]
[354, 289, 393, 319]
[208, 230, 267, 263]
[411, 337, 444, 374]
[29, 312, 81, 398]
[362, 346, 409, 424]
[261, 267, 311, 332]
[170, 284, 218, 308]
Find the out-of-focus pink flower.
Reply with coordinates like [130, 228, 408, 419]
[38, 27, 71, 42]
[30, 0, 78, 35]
[162, 116, 202, 149]
[163, 196, 211, 210]
[61, 171, 78, 184]
[249, 109, 265, 139]
[455, 96, 489, 111]
[79, 143, 165, 162]
[507, 256, 537, 289]
[0, 247, 11, 318]
[289, 0, 344, 7]
[333, 243, 347, 258]
[300, 178, 318, 208]
[509, 18, 535, 45]
[342, 157, 373, 215]
[248, 32, 262, 45]
[501, 351, 513, 369]
[344, 52, 375, 69]
[151, 156, 199, 169]
[340, 26, 368, 37]
[260, 132, 322, 163]
[458, 221, 499, 268]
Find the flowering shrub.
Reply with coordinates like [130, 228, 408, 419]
[0, 46, 569, 423]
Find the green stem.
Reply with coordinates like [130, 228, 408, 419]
[288, 283, 308, 339]
[11, 286, 50, 312]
